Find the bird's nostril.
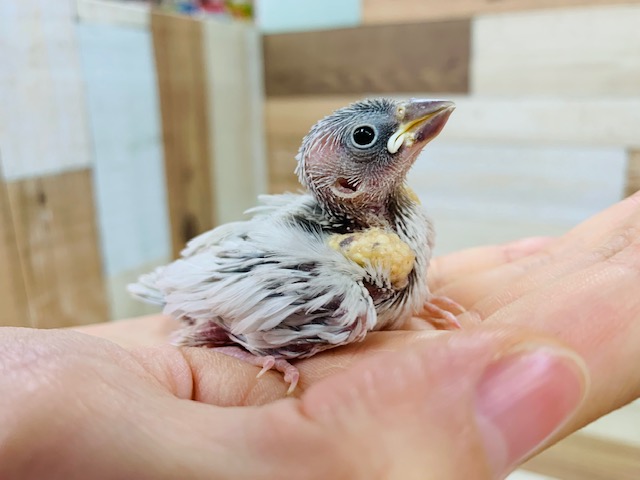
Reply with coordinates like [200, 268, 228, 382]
[335, 177, 358, 193]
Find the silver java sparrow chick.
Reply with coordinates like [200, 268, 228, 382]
[129, 98, 462, 393]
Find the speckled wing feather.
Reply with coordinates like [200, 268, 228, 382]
[128, 194, 377, 359]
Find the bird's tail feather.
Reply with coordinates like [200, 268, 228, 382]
[127, 267, 165, 305]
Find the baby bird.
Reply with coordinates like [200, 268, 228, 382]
[129, 98, 461, 393]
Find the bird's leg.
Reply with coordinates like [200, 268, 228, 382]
[421, 295, 465, 330]
[211, 346, 300, 395]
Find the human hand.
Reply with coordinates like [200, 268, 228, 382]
[1, 320, 586, 479]
[3, 193, 639, 479]
[0, 236, 577, 479]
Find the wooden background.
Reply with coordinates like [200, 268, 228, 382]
[3, 0, 639, 325]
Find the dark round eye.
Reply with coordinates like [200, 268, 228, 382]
[351, 125, 377, 148]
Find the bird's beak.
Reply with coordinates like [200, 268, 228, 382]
[387, 99, 455, 154]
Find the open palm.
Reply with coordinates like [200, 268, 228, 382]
[3, 193, 638, 479]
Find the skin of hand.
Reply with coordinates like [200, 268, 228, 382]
[1, 192, 639, 479]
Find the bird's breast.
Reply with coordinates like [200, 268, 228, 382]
[326, 227, 416, 290]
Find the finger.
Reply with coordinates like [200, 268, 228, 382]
[481, 233, 640, 435]
[459, 206, 640, 322]
[428, 237, 553, 292]
[77, 325, 590, 479]
[441, 193, 640, 310]
[144, 327, 587, 479]
[131, 330, 451, 406]
[297, 328, 588, 478]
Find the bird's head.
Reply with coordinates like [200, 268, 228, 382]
[295, 98, 454, 220]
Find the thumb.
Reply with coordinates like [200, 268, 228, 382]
[299, 327, 589, 479]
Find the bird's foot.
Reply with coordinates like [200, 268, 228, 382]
[211, 346, 300, 395]
[421, 295, 465, 330]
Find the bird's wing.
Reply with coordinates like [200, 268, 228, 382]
[179, 193, 315, 258]
[137, 216, 376, 357]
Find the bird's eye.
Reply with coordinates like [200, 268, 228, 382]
[351, 125, 377, 148]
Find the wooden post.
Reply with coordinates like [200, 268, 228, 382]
[152, 11, 266, 256]
[152, 12, 216, 258]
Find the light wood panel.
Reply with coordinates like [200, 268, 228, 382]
[0, 0, 92, 181]
[0, 170, 31, 327]
[263, 20, 470, 96]
[625, 150, 640, 197]
[522, 433, 640, 480]
[472, 5, 640, 95]
[266, 95, 640, 163]
[362, 0, 640, 24]
[6, 169, 108, 328]
[106, 259, 166, 321]
[76, 0, 150, 28]
[268, 95, 636, 193]
[152, 11, 215, 258]
[78, 23, 171, 319]
[409, 144, 626, 254]
[445, 97, 640, 147]
[204, 20, 268, 224]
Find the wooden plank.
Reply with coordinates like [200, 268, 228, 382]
[409, 143, 626, 254]
[266, 93, 640, 149]
[151, 11, 215, 258]
[265, 96, 640, 162]
[0, 168, 31, 327]
[6, 169, 108, 328]
[443, 96, 640, 148]
[0, 0, 92, 181]
[472, 5, 640, 95]
[522, 433, 640, 480]
[204, 20, 268, 224]
[263, 20, 470, 96]
[76, 0, 150, 28]
[106, 258, 167, 321]
[77, 23, 172, 320]
[362, 0, 640, 24]
[625, 150, 640, 197]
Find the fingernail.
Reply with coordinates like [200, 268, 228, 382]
[475, 345, 588, 476]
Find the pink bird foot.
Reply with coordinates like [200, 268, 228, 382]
[421, 295, 465, 330]
[211, 346, 300, 394]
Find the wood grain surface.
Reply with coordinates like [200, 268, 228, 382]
[362, 0, 640, 24]
[263, 20, 470, 96]
[472, 5, 640, 95]
[203, 20, 268, 224]
[152, 11, 215, 258]
[0, 0, 92, 181]
[0, 170, 31, 327]
[5, 169, 108, 328]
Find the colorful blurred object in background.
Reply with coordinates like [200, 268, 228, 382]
[159, 0, 253, 18]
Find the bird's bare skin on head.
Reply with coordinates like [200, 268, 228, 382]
[129, 98, 462, 393]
